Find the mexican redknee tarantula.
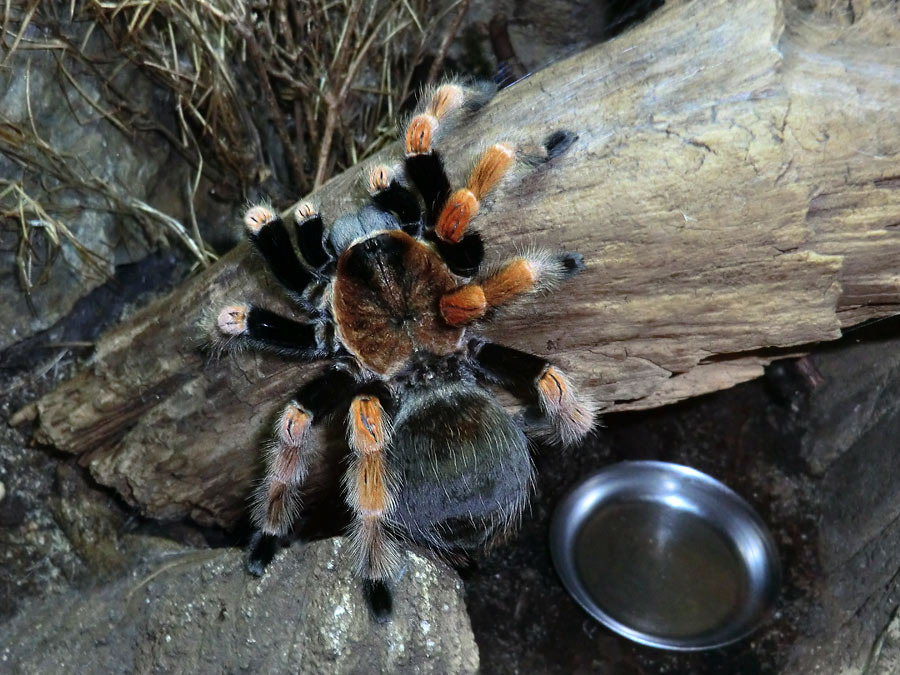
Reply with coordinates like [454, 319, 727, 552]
[215, 82, 595, 617]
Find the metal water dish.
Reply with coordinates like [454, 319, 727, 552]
[550, 461, 780, 650]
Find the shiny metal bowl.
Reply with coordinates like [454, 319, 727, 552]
[550, 461, 780, 650]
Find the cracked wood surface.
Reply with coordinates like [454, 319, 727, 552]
[29, 0, 900, 525]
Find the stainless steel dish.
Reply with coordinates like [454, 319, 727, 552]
[550, 461, 780, 650]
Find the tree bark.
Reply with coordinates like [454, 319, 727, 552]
[27, 0, 900, 526]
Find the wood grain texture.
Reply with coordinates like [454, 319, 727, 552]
[30, 0, 900, 526]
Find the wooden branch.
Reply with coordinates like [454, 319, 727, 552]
[27, 0, 900, 526]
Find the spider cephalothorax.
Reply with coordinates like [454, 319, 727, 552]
[215, 82, 595, 617]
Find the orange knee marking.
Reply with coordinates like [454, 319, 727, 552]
[426, 84, 464, 119]
[243, 205, 275, 233]
[405, 86, 464, 156]
[538, 366, 568, 407]
[436, 189, 478, 242]
[295, 201, 316, 222]
[482, 259, 537, 307]
[405, 114, 436, 155]
[350, 396, 387, 455]
[278, 403, 311, 446]
[468, 143, 515, 200]
[357, 453, 387, 515]
[270, 404, 310, 485]
[435, 144, 514, 242]
[368, 165, 391, 193]
[217, 305, 247, 335]
[440, 285, 487, 326]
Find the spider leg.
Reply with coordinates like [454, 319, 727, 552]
[429, 231, 485, 278]
[440, 250, 585, 326]
[470, 339, 596, 447]
[403, 84, 486, 277]
[216, 303, 332, 358]
[244, 205, 319, 301]
[434, 142, 516, 244]
[404, 83, 464, 221]
[366, 165, 421, 230]
[247, 368, 357, 576]
[293, 201, 335, 272]
[366, 163, 485, 275]
[344, 392, 401, 620]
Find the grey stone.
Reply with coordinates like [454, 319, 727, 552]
[799, 338, 900, 475]
[0, 16, 199, 351]
[860, 607, 900, 675]
[1, 539, 479, 675]
[785, 331, 900, 674]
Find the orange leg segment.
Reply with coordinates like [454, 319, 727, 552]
[404, 84, 465, 156]
[346, 395, 400, 580]
[440, 258, 538, 326]
[435, 143, 515, 243]
[349, 395, 389, 458]
[440, 284, 487, 326]
[252, 402, 313, 536]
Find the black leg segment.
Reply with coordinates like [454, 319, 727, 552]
[363, 579, 394, 623]
[248, 214, 316, 297]
[245, 306, 326, 357]
[469, 339, 549, 394]
[371, 180, 422, 226]
[218, 304, 331, 358]
[428, 231, 485, 278]
[405, 152, 452, 225]
[247, 531, 280, 577]
[293, 366, 359, 419]
[544, 129, 578, 160]
[295, 211, 335, 271]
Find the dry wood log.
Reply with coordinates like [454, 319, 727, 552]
[26, 0, 900, 526]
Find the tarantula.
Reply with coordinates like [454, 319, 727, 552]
[215, 82, 595, 616]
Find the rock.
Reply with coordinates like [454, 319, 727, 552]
[1, 539, 479, 675]
[48, 463, 130, 576]
[797, 337, 900, 475]
[0, 419, 88, 620]
[781, 322, 900, 673]
[0, 12, 224, 352]
[859, 608, 900, 675]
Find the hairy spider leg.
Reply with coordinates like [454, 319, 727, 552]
[251, 403, 312, 535]
[244, 205, 317, 300]
[344, 394, 401, 578]
[366, 165, 422, 231]
[400, 84, 487, 277]
[216, 303, 331, 357]
[403, 85, 461, 222]
[470, 339, 596, 447]
[431, 232, 486, 279]
[293, 201, 335, 271]
[366, 162, 485, 277]
[440, 251, 585, 326]
[434, 142, 516, 244]
[247, 368, 358, 576]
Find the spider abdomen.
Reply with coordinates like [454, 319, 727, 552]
[389, 382, 533, 551]
[333, 230, 463, 376]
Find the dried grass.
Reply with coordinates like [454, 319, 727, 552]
[0, 0, 468, 302]
[88, 0, 467, 192]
